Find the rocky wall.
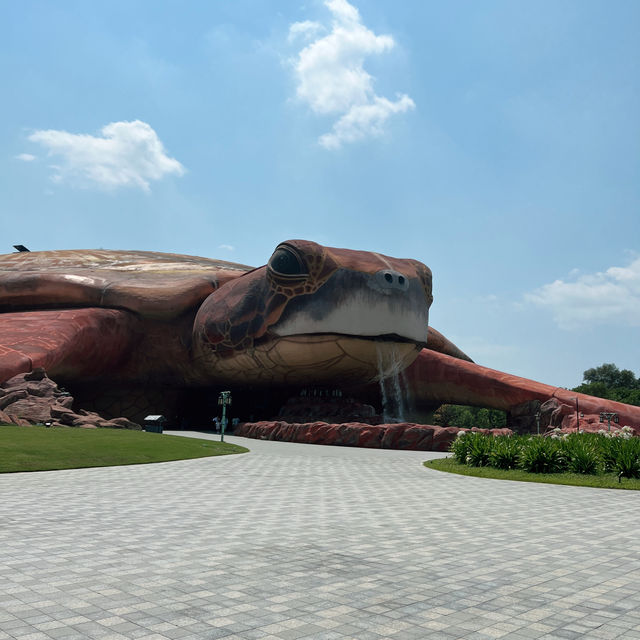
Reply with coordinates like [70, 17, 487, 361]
[0, 368, 141, 429]
[235, 421, 512, 451]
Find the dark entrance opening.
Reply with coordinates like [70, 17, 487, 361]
[176, 386, 293, 430]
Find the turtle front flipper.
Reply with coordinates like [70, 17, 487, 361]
[404, 348, 557, 410]
[426, 327, 473, 362]
[0, 308, 138, 384]
[403, 349, 640, 430]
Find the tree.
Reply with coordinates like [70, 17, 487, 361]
[573, 381, 613, 401]
[583, 363, 638, 389]
[573, 363, 640, 407]
[433, 404, 506, 429]
[432, 404, 460, 427]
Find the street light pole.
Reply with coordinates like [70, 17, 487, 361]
[599, 411, 618, 433]
[218, 391, 232, 442]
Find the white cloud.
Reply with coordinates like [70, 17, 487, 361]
[289, 0, 414, 149]
[525, 257, 640, 329]
[16, 153, 36, 162]
[218, 244, 235, 251]
[319, 94, 414, 150]
[288, 20, 324, 43]
[28, 120, 185, 191]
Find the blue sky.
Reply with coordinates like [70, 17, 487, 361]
[2, 0, 639, 387]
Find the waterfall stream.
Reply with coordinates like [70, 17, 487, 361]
[376, 345, 409, 423]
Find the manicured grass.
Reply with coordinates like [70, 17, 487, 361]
[0, 425, 248, 473]
[424, 456, 640, 490]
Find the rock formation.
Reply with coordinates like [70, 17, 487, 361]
[235, 421, 512, 451]
[0, 368, 140, 429]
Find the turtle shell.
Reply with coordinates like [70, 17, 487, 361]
[0, 249, 254, 319]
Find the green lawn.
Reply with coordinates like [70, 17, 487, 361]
[0, 425, 248, 473]
[424, 456, 640, 490]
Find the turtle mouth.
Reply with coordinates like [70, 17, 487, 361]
[365, 332, 426, 347]
[258, 331, 426, 348]
[202, 331, 423, 386]
[247, 331, 422, 384]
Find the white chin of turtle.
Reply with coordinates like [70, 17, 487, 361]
[272, 299, 428, 344]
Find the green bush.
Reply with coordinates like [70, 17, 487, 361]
[451, 431, 640, 478]
[519, 437, 567, 474]
[449, 431, 493, 466]
[465, 432, 493, 467]
[489, 437, 521, 470]
[562, 435, 600, 475]
[614, 438, 640, 480]
[450, 432, 471, 464]
[596, 435, 618, 473]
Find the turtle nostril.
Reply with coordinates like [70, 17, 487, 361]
[373, 269, 409, 292]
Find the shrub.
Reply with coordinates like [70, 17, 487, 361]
[451, 431, 640, 479]
[465, 432, 493, 467]
[614, 438, 640, 481]
[519, 437, 567, 474]
[563, 436, 600, 475]
[489, 437, 521, 470]
[597, 436, 621, 473]
[450, 431, 471, 464]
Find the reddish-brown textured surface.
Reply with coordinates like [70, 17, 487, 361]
[405, 349, 640, 431]
[551, 389, 640, 432]
[1, 243, 431, 389]
[0, 308, 137, 383]
[2, 244, 639, 433]
[235, 421, 512, 451]
[0, 248, 250, 319]
[0, 369, 140, 429]
[425, 327, 472, 362]
[193, 239, 431, 380]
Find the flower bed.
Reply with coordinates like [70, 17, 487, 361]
[450, 428, 640, 481]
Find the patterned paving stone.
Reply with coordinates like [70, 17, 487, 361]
[1, 432, 640, 639]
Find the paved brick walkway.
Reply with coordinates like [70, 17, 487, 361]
[1, 433, 639, 640]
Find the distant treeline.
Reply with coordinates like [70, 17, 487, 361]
[572, 363, 640, 407]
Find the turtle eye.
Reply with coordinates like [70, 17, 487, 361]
[269, 247, 306, 277]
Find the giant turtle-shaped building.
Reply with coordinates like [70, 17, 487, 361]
[1, 240, 639, 432]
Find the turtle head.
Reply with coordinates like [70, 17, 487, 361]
[192, 240, 433, 384]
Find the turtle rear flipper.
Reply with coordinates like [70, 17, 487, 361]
[0, 308, 138, 384]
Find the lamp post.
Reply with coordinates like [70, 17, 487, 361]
[599, 411, 618, 433]
[535, 410, 541, 436]
[218, 391, 232, 442]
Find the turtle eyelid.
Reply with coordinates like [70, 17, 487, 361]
[268, 246, 308, 278]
